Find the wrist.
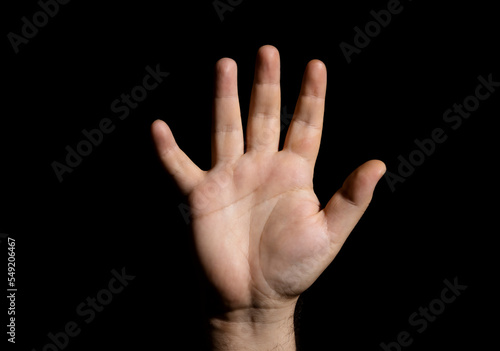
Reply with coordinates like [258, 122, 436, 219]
[208, 299, 298, 351]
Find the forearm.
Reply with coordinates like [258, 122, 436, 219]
[208, 302, 297, 351]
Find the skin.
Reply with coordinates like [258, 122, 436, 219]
[151, 45, 386, 350]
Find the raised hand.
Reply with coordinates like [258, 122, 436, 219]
[151, 45, 386, 350]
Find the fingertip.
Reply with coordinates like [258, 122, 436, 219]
[307, 59, 326, 73]
[215, 57, 237, 75]
[305, 60, 327, 83]
[340, 160, 386, 207]
[255, 45, 281, 79]
[151, 119, 176, 152]
[300, 59, 327, 99]
[365, 159, 387, 179]
[258, 45, 280, 60]
[151, 119, 169, 137]
[151, 118, 165, 128]
[214, 58, 238, 98]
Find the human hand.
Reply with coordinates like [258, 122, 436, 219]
[151, 45, 386, 350]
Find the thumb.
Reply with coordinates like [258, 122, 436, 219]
[323, 160, 386, 245]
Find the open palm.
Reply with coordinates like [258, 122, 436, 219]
[152, 45, 385, 313]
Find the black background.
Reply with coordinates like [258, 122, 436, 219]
[1, 0, 498, 350]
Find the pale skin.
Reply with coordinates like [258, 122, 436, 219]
[151, 45, 386, 350]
